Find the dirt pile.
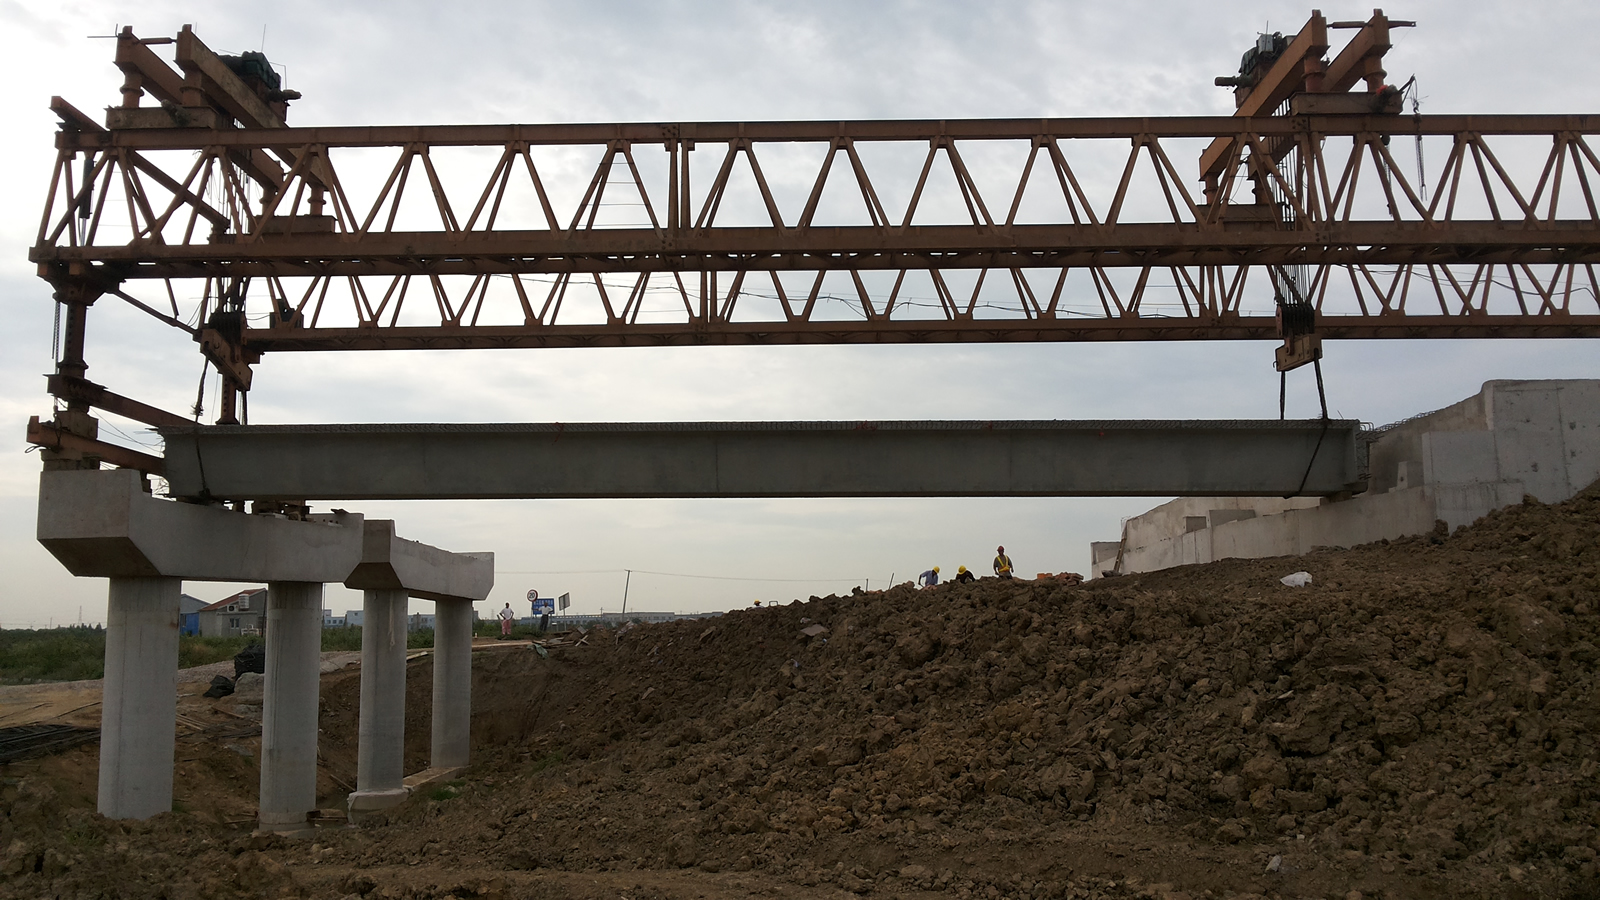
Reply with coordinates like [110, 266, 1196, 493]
[4, 483, 1599, 899]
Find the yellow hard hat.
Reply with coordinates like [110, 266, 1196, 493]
[958, 565, 968, 573]
[933, 566, 940, 573]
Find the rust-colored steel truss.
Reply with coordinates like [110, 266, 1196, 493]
[37, 112, 1600, 351]
[25, 18, 1600, 451]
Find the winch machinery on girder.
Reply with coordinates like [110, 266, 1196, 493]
[25, 10, 1600, 478]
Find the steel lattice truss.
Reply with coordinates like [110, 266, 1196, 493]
[35, 113, 1600, 352]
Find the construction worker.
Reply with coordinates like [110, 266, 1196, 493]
[954, 565, 976, 584]
[993, 546, 1014, 579]
[918, 566, 941, 588]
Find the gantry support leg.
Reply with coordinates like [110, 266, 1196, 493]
[259, 581, 323, 834]
[349, 589, 409, 814]
[98, 576, 181, 819]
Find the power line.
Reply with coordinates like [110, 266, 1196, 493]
[498, 567, 865, 583]
[632, 568, 866, 583]
[498, 569, 623, 576]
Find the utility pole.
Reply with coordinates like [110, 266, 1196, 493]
[621, 569, 632, 617]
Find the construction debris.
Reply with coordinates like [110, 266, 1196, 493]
[0, 725, 98, 764]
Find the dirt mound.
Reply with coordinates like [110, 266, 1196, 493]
[4, 484, 1599, 899]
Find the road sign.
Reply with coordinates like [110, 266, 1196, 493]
[526, 589, 538, 601]
[558, 592, 571, 611]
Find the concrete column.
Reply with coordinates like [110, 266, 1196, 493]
[349, 589, 409, 812]
[431, 599, 472, 769]
[98, 576, 181, 819]
[260, 582, 323, 833]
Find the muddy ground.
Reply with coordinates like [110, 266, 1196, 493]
[3, 483, 1598, 900]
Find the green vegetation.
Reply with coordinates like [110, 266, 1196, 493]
[62, 817, 106, 851]
[0, 623, 445, 684]
[527, 751, 566, 775]
[428, 781, 464, 802]
[319, 626, 434, 650]
[471, 621, 549, 641]
[320, 627, 363, 652]
[0, 627, 105, 684]
[177, 635, 256, 669]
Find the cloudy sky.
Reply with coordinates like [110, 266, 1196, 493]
[1, 1, 1596, 627]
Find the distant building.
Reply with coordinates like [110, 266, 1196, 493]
[344, 609, 364, 628]
[322, 609, 348, 628]
[408, 613, 435, 632]
[197, 588, 266, 637]
[179, 593, 207, 636]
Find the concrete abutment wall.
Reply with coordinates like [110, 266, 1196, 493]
[1095, 380, 1600, 577]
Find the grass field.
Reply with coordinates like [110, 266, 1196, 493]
[472, 621, 548, 641]
[0, 625, 445, 683]
[0, 627, 105, 683]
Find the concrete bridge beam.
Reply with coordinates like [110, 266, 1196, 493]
[158, 420, 1366, 501]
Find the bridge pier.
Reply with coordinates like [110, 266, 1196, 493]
[98, 576, 181, 819]
[260, 582, 324, 835]
[344, 521, 493, 815]
[38, 474, 494, 830]
[35, 470, 373, 829]
[431, 600, 474, 769]
[350, 589, 409, 812]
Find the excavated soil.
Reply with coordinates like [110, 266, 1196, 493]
[4, 483, 1600, 900]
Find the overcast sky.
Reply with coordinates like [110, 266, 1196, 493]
[1, 1, 1596, 627]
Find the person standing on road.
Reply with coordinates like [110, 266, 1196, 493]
[993, 546, 1014, 579]
[918, 566, 941, 588]
[498, 602, 516, 637]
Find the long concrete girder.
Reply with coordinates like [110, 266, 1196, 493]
[158, 420, 1364, 501]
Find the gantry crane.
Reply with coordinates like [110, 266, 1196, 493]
[27, 11, 1600, 474]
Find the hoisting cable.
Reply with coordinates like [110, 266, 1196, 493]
[1270, 264, 1332, 496]
[1292, 363, 1333, 497]
[191, 359, 209, 422]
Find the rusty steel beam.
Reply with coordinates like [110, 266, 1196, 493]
[45, 375, 193, 429]
[32, 225, 1600, 275]
[26, 417, 166, 475]
[238, 316, 1600, 353]
[47, 114, 1600, 153]
[37, 250, 1600, 282]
